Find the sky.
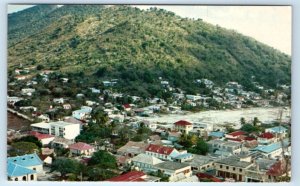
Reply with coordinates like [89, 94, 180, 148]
[7, 5, 292, 55]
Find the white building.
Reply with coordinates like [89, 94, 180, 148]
[31, 121, 80, 140]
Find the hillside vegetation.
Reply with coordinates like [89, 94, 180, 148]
[8, 5, 291, 96]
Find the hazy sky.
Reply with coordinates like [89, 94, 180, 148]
[8, 5, 292, 55]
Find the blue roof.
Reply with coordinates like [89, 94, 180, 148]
[7, 153, 43, 167]
[7, 162, 36, 177]
[267, 126, 287, 133]
[175, 153, 193, 159]
[209, 131, 224, 138]
[253, 139, 289, 153]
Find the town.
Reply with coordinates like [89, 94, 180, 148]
[7, 63, 291, 182]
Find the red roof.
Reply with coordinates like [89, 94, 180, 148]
[227, 131, 246, 137]
[244, 137, 256, 141]
[69, 142, 94, 151]
[267, 161, 287, 176]
[196, 173, 222, 182]
[106, 171, 145, 182]
[145, 144, 175, 155]
[259, 132, 274, 139]
[123, 104, 131, 109]
[28, 131, 54, 140]
[227, 138, 243, 142]
[174, 120, 192, 126]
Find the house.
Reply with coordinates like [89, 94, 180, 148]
[106, 171, 160, 182]
[50, 137, 74, 149]
[245, 158, 284, 182]
[89, 87, 100, 93]
[21, 88, 35, 96]
[63, 116, 86, 129]
[31, 121, 80, 140]
[265, 126, 288, 139]
[252, 139, 289, 159]
[7, 96, 23, 105]
[7, 153, 44, 180]
[28, 131, 55, 146]
[186, 95, 202, 101]
[214, 156, 253, 182]
[86, 100, 97, 106]
[207, 139, 242, 156]
[173, 153, 194, 163]
[209, 131, 225, 139]
[39, 154, 52, 165]
[15, 75, 31, 80]
[7, 162, 37, 181]
[53, 98, 64, 104]
[257, 132, 275, 145]
[174, 120, 193, 134]
[145, 144, 180, 161]
[63, 104, 72, 110]
[123, 104, 131, 111]
[69, 142, 95, 156]
[185, 154, 217, 172]
[117, 141, 149, 157]
[225, 131, 246, 140]
[37, 114, 50, 122]
[153, 161, 192, 182]
[131, 153, 164, 172]
[72, 106, 92, 120]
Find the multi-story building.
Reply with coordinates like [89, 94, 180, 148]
[214, 156, 253, 182]
[207, 139, 242, 156]
[31, 121, 80, 140]
[174, 120, 193, 134]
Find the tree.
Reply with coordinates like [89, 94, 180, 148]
[87, 166, 118, 181]
[88, 150, 117, 169]
[51, 158, 82, 178]
[14, 136, 42, 148]
[240, 117, 246, 125]
[253, 117, 260, 126]
[189, 138, 209, 155]
[9, 142, 39, 156]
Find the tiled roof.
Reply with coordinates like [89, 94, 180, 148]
[123, 104, 131, 108]
[174, 120, 192, 126]
[106, 171, 145, 182]
[69, 142, 94, 151]
[227, 131, 246, 137]
[7, 153, 43, 167]
[28, 131, 54, 140]
[267, 160, 287, 176]
[259, 132, 274, 139]
[7, 162, 36, 177]
[117, 141, 149, 155]
[196, 173, 222, 182]
[145, 144, 174, 155]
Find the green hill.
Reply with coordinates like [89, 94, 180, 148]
[8, 5, 291, 96]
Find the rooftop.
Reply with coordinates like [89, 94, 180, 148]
[215, 156, 253, 168]
[207, 139, 241, 147]
[7, 153, 43, 167]
[106, 171, 146, 182]
[259, 132, 274, 139]
[154, 161, 190, 170]
[227, 131, 246, 137]
[209, 131, 224, 138]
[69, 142, 94, 151]
[146, 144, 175, 155]
[174, 120, 192, 126]
[266, 126, 287, 133]
[7, 162, 36, 177]
[28, 131, 54, 140]
[186, 154, 216, 167]
[253, 139, 289, 153]
[131, 153, 164, 165]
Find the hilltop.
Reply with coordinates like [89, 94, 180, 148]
[8, 5, 291, 96]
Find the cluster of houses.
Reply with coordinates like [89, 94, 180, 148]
[7, 112, 290, 182]
[7, 66, 291, 182]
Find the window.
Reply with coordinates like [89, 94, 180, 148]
[30, 175, 34, 180]
[233, 167, 236, 171]
[22, 176, 26, 181]
[226, 166, 229, 170]
[220, 165, 223, 168]
[239, 168, 242, 172]
[33, 168, 36, 170]
[15, 178, 18, 181]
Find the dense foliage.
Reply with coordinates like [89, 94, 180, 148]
[8, 5, 291, 97]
